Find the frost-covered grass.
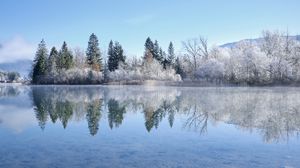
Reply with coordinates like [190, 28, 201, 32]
[33, 60, 181, 85]
[108, 60, 181, 82]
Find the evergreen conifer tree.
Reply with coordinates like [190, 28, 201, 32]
[145, 37, 154, 53]
[108, 41, 126, 71]
[107, 40, 115, 71]
[103, 59, 109, 82]
[153, 40, 163, 63]
[86, 33, 102, 71]
[58, 41, 73, 70]
[167, 42, 175, 67]
[32, 39, 48, 83]
[159, 48, 168, 69]
[175, 57, 184, 77]
[144, 37, 154, 62]
[48, 47, 58, 74]
[114, 41, 126, 65]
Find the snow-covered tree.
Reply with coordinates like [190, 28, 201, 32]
[153, 40, 163, 63]
[74, 47, 86, 69]
[48, 47, 58, 73]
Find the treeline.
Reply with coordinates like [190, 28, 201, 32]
[31, 34, 103, 84]
[178, 31, 300, 85]
[0, 71, 21, 83]
[31, 34, 181, 84]
[32, 30, 300, 85]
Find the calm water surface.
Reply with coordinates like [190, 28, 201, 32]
[0, 85, 300, 168]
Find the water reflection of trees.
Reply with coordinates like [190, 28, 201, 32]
[178, 88, 300, 143]
[30, 86, 300, 142]
[31, 86, 104, 135]
[108, 99, 126, 129]
[0, 85, 23, 97]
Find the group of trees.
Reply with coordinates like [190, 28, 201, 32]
[32, 30, 300, 85]
[107, 38, 181, 82]
[178, 31, 300, 85]
[0, 71, 21, 82]
[31, 34, 181, 84]
[143, 37, 176, 69]
[31, 33, 104, 84]
[107, 41, 126, 71]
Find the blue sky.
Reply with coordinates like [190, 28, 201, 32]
[0, 0, 299, 60]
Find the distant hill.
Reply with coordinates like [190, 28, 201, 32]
[220, 35, 300, 48]
[0, 59, 32, 77]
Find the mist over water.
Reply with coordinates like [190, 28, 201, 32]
[0, 85, 300, 167]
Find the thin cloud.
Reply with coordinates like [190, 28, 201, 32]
[0, 36, 35, 63]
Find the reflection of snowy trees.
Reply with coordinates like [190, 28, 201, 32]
[178, 88, 300, 142]
[31, 87, 105, 133]
[28, 86, 300, 141]
[0, 85, 24, 97]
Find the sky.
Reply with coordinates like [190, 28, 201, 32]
[0, 0, 300, 62]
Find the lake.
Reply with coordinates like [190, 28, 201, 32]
[0, 85, 300, 168]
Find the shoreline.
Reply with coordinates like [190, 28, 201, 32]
[6, 80, 300, 87]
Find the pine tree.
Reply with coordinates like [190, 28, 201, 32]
[153, 40, 163, 63]
[47, 47, 58, 75]
[86, 33, 102, 71]
[167, 42, 175, 67]
[58, 42, 73, 70]
[32, 39, 48, 84]
[108, 40, 115, 71]
[108, 41, 126, 71]
[144, 37, 154, 62]
[145, 37, 154, 53]
[175, 57, 184, 77]
[103, 59, 109, 82]
[160, 48, 168, 69]
[114, 41, 126, 66]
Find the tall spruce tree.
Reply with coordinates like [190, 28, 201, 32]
[32, 39, 48, 83]
[167, 42, 175, 67]
[103, 59, 109, 82]
[108, 41, 126, 71]
[153, 40, 163, 63]
[58, 42, 73, 70]
[175, 57, 184, 77]
[145, 37, 154, 53]
[86, 33, 102, 71]
[144, 37, 154, 62]
[159, 49, 168, 69]
[107, 40, 115, 71]
[114, 41, 126, 65]
[47, 47, 58, 75]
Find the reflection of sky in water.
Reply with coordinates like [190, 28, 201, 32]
[0, 85, 300, 168]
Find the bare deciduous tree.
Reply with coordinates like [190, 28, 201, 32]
[182, 36, 209, 72]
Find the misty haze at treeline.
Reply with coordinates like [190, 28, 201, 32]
[29, 30, 300, 85]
